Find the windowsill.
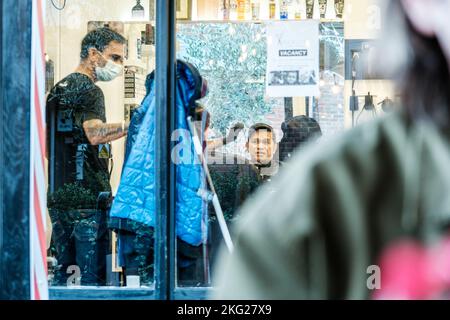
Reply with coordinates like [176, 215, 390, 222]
[49, 286, 215, 300]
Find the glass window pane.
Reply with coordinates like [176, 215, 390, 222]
[45, 0, 156, 288]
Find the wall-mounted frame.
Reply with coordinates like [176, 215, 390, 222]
[176, 0, 191, 20]
[345, 39, 381, 80]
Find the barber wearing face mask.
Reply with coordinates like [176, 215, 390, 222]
[46, 28, 128, 286]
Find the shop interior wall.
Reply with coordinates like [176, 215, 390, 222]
[342, 0, 395, 129]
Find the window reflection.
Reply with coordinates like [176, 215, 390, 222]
[175, 21, 344, 287]
[45, 0, 345, 290]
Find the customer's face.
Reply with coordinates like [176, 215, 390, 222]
[247, 130, 276, 165]
[286, 72, 297, 85]
[401, 0, 450, 68]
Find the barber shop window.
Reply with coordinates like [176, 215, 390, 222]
[44, 0, 384, 298]
[45, 0, 157, 289]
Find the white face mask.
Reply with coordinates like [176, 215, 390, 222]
[95, 56, 123, 82]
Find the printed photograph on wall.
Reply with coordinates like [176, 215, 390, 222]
[268, 70, 317, 86]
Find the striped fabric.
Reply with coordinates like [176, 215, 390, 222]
[30, 0, 48, 300]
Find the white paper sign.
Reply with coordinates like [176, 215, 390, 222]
[266, 20, 320, 97]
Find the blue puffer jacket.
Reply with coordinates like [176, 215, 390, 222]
[109, 61, 207, 246]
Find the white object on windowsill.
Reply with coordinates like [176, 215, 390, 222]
[126, 275, 141, 288]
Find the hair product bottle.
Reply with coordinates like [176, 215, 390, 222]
[279, 0, 288, 20]
[230, 0, 238, 20]
[251, 0, 260, 20]
[237, 0, 246, 20]
[318, 0, 327, 19]
[220, 0, 231, 20]
[294, 0, 302, 19]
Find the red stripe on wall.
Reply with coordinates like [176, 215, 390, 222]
[34, 274, 41, 300]
[33, 177, 48, 275]
[34, 72, 46, 166]
[36, 0, 45, 66]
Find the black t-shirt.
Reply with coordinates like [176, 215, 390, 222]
[46, 73, 111, 209]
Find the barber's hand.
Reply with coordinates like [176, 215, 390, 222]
[225, 122, 245, 142]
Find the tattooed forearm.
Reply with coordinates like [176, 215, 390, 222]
[83, 119, 128, 145]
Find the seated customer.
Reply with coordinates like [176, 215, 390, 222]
[207, 152, 261, 274]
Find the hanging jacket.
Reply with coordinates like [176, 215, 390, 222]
[109, 61, 207, 246]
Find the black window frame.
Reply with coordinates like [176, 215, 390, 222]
[0, 0, 33, 300]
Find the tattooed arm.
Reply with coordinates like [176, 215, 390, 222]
[83, 119, 129, 145]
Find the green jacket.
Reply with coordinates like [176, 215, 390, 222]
[213, 111, 450, 299]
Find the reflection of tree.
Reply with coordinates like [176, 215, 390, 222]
[176, 22, 345, 134]
[177, 23, 277, 134]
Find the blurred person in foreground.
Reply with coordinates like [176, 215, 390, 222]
[213, 0, 450, 300]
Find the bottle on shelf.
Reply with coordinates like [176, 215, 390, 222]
[237, 0, 246, 20]
[269, 0, 276, 20]
[245, 0, 252, 20]
[306, 0, 314, 19]
[318, 0, 328, 19]
[251, 0, 260, 20]
[219, 0, 231, 20]
[294, 0, 302, 19]
[230, 0, 238, 20]
[279, 0, 289, 20]
[334, 0, 345, 19]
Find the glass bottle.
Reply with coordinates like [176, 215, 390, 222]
[245, 0, 252, 19]
[220, 0, 231, 20]
[294, 0, 302, 19]
[305, 0, 314, 19]
[334, 0, 344, 19]
[230, 0, 238, 20]
[318, 0, 327, 19]
[251, 0, 260, 20]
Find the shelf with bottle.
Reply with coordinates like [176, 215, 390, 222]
[216, 0, 345, 22]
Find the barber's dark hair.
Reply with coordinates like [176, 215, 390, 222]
[390, 1, 450, 127]
[80, 27, 126, 60]
[248, 123, 276, 142]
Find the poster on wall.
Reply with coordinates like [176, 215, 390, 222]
[266, 20, 320, 97]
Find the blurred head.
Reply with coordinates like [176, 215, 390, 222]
[381, 0, 450, 127]
[246, 123, 277, 165]
[80, 28, 126, 81]
[400, 0, 450, 62]
[279, 116, 322, 162]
